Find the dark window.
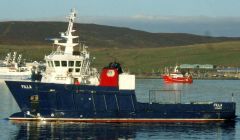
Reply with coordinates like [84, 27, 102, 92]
[68, 68, 73, 72]
[51, 61, 54, 67]
[75, 61, 81, 67]
[47, 61, 51, 67]
[69, 61, 74, 67]
[54, 61, 60, 67]
[61, 61, 67, 67]
[75, 68, 80, 72]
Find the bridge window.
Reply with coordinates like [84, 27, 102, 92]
[69, 61, 74, 67]
[51, 61, 54, 67]
[75, 61, 81, 67]
[68, 68, 73, 72]
[54, 61, 60, 67]
[61, 61, 67, 67]
[49, 61, 53, 67]
[75, 68, 80, 72]
[47, 61, 51, 67]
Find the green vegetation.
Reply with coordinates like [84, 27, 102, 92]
[91, 41, 240, 73]
[1, 21, 240, 74]
[1, 41, 240, 73]
[0, 45, 49, 62]
[0, 21, 240, 48]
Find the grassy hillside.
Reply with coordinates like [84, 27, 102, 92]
[90, 41, 240, 73]
[1, 41, 240, 73]
[0, 45, 49, 62]
[0, 21, 240, 48]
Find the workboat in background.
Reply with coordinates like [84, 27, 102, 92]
[5, 9, 236, 123]
[162, 65, 193, 83]
[0, 52, 32, 81]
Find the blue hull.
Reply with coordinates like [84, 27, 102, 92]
[5, 81, 236, 123]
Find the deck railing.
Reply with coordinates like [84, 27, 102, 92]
[149, 90, 182, 104]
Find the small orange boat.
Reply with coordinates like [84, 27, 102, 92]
[162, 66, 193, 83]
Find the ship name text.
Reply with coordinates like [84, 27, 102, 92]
[21, 85, 32, 89]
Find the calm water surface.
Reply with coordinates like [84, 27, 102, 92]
[0, 79, 240, 140]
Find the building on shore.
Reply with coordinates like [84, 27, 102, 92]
[178, 64, 240, 79]
[179, 64, 214, 70]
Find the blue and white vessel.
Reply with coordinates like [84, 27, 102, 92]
[5, 9, 236, 123]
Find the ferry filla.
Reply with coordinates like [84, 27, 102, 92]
[5, 9, 236, 123]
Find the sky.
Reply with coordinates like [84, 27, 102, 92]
[1, 0, 240, 37]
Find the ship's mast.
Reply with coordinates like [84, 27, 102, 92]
[54, 9, 79, 55]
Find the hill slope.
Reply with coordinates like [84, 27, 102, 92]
[1, 41, 240, 73]
[0, 21, 240, 48]
[90, 41, 240, 72]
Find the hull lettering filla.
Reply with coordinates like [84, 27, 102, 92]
[21, 85, 32, 89]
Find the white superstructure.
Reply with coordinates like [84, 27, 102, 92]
[41, 9, 99, 85]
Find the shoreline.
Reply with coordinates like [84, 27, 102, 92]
[136, 75, 240, 80]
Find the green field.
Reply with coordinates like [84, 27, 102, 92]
[1, 41, 240, 73]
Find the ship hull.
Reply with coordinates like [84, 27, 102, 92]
[6, 81, 236, 123]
